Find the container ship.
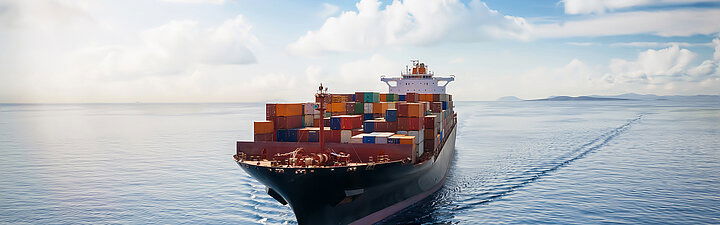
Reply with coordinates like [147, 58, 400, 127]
[234, 60, 456, 225]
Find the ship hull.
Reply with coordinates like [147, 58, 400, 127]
[237, 126, 457, 225]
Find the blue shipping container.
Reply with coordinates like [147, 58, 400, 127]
[308, 130, 319, 142]
[362, 135, 375, 143]
[276, 129, 287, 142]
[399, 95, 406, 101]
[387, 138, 400, 144]
[363, 121, 375, 133]
[276, 129, 298, 142]
[287, 129, 298, 142]
[441, 101, 448, 110]
[363, 113, 374, 120]
[385, 109, 397, 122]
[330, 117, 342, 130]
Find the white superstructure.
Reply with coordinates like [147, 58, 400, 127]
[381, 60, 454, 95]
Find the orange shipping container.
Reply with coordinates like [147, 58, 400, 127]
[372, 102, 382, 114]
[253, 121, 274, 134]
[276, 103, 303, 116]
[399, 136, 415, 144]
[407, 103, 423, 117]
[380, 94, 387, 102]
[329, 103, 347, 113]
[381, 102, 390, 113]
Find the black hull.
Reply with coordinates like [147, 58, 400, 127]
[237, 126, 457, 225]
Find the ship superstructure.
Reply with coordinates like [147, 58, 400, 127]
[381, 60, 455, 95]
[234, 60, 457, 225]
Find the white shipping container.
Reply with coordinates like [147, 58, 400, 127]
[407, 129, 424, 144]
[350, 133, 368, 143]
[303, 115, 313, 126]
[340, 130, 352, 143]
[387, 102, 397, 110]
[397, 130, 408, 135]
[364, 103, 373, 114]
[375, 137, 388, 144]
[417, 139, 425, 157]
[303, 102, 318, 115]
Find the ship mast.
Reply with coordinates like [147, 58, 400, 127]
[315, 84, 329, 153]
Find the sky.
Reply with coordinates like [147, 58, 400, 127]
[1, 0, 719, 103]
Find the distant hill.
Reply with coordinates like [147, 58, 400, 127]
[527, 93, 719, 102]
[592, 93, 719, 101]
[528, 96, 630, 101]
[496, 96, 523, 101]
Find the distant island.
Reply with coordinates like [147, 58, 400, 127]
[496, 96, 523, 101]
[509, 93, 720, 102]
[528, 96, 630, 101]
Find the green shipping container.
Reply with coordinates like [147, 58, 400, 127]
[354, 102, 364, 114]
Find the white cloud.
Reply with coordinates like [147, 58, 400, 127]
[487, 40, 720, 99]
[603, 37, 720, 84]
[318, 3, 340, 18]
[566, 42, 598, 46]
[560, 0, 719, 15]
[0, 0, 260, 102]
[606, 45, 698, 83]
[534, 9, 720, 38]
[714, 37, 720, 61]
[159, 0, 226, 4]
[68, 15, 259, 80]
[609, 42, 713, 48]
[288, 0, 531, 56]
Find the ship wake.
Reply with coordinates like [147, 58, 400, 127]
[454, 114, 643, 210]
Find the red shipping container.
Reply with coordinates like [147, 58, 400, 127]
[274, 116, 302, 129]
[375, 120, 388, 132]
[386, 121, 398, 132]
[313, 118, 321, 127]
[432, 94, 440, 102]
[254, 133, 274, 141]
[430, 102, 442, 113]
[345, 102, 355, 114]
[398, 103, 409, 117]
[324, 117, 331, 127]
[407, 117, 424, 130]
[424, 115, 437, 129]
[340, 115, 362, 130]
[424, 140, 437, 152]
[406, 92, 418, 103]
[397, 117, 409, 130]
[266, 104, 276, 120]
[424, 128, 436, 140]
[355, 92, 365, 103]
[329, 130, 342, 143]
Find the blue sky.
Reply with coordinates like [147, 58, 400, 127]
[0, 0, 719, 102]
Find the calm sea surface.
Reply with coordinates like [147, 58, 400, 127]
[1, 100, 719, 224]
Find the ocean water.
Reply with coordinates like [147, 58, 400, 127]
[1, 100, 718, 224]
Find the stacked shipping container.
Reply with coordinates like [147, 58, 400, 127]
[254, 92, 455, 162]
